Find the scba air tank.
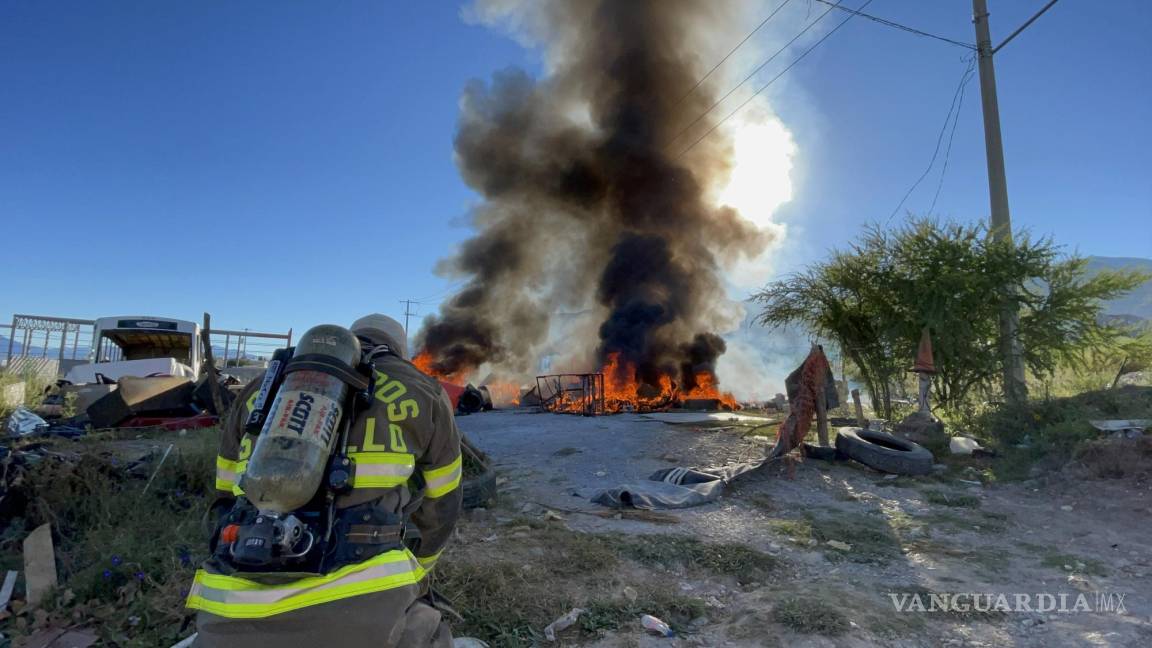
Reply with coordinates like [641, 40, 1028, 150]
[240, 325, 361, 513]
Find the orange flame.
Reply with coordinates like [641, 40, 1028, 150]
[484, 382, 521, 407]
[548, 352, 737, 414]
[413, 351, 468, 385]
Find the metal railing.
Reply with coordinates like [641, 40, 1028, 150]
[2, 314, 96, 367]
[214, 328, 294, 367]
[535, 373, 605, 415]
[3, 313, 292, 375]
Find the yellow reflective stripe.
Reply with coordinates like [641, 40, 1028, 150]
[185, 550, 425, 618]
[422, 454, 462, 499]
[245, 389, 259, 414]
[215, 456, 240, 492]
[216, 456, 248, 495]
[416, 550, 442, 569]
[348, 451, 414, 489]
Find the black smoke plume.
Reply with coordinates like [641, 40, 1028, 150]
[416, 0, 772, 389]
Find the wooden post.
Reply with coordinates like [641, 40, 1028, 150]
[852, 388, 866, 428]
[1110, 356, 1129, 390]
[201, 313, 227, 417]
[815, 383, 829, 447]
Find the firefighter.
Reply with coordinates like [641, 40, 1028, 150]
[187, 314, 462, 647]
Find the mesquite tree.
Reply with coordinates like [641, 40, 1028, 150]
[752, 219, 1147, 419]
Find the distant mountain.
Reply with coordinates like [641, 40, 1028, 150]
[1086, 256, 1152, 320]
[0, 337, 91, 360]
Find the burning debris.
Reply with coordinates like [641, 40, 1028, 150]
[413, 0, 779, 406]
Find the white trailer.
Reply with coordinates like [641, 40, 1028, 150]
[64, 316, 201, 383]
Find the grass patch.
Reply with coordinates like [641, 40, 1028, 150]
[1039, 552, 1109, 577]
[772, 597, 850, 635]
[741, 492, 776, 511]
[0, 368, 56, 418]
[435, 533, 710, 646]
[580, 591, 706, 635]
[959, 386, 1152, 479]
[809, 513, 902, 564]
[908, 541, 1011, 575]
[1072, 436, 1152, 479]
[435, 530, 771, 644]
[767, 517, 813, 542]
[435, 560, 575, 646]
[919, 511, 1005, 533]
[872, 475, 923, 489]
[0, 433, 215, 647]
[766, 511, 902, 564]
[603, 534, 779, 584]
[922, 489, 981, 508]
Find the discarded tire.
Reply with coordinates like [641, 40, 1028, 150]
[461, 468, 497, 509]
[834, 427, 934, 476]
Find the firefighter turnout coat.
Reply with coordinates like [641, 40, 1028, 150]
[187, 351, 463, 647]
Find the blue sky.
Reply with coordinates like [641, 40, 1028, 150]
[2, 1, 1149, 339]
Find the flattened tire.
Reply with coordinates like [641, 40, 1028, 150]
[834, 427, 934, 476]
[462, 468, 497, 509]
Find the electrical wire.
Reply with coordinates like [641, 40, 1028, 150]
[886, 54, 976, 224]
[677, 0, 797, 105]
[928, 56, 977, 215]
[667, 0, 844, 150]
[678, 0, 874, 158]
[412, 279, 469, 304]
[811, 0, 975, 50]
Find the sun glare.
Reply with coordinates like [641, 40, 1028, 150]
[717, 116, 796, 229]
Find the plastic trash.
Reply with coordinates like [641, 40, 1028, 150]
[641, 614, 674, 637]
[544, 607, 585, 641]
[169, 634, 198, 648]
[949, 436, 984, 455]
[6, 407, 48, 437]
[453, 639, 490, 648]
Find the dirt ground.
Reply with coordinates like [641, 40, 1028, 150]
[450, 409, 1152, 647]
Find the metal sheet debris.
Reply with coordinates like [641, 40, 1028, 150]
[22, 524, 57, 607]
[1089, 419, 1150, 436]
[0, 570, 17, 613]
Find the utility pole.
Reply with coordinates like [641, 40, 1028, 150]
[399, 299, 419, 335]
[972, 0, 1028, 404]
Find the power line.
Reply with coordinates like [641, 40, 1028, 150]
[678, 0, 874, 158]
[668, 0, 843, 150]
[928, 56, 977, 215]
[886, 55, 976, 224]
[811, 0, 975, 50]
[993, 0, 1061, 54]
[677, 0, 798, 105]
[414, 279, 467, 303]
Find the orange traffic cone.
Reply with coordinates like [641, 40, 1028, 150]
[911, 327, 936, 374]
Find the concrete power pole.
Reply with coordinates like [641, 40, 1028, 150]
[400, 299, 418, 335]
[972, 0, 1028, 404]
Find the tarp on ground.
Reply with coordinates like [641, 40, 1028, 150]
[591, 346, 833, 510]
[591, 461, 772, 509]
